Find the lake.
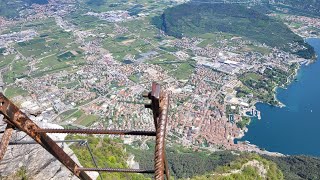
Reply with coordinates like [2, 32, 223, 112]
[239, 38, 320, 156]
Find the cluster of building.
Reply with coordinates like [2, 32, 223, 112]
[0, 30, 37, 49]
[0, 0, 315, 155]
[274, 14, 320, 37]
[86, 11, 132, 22]
[156, 34, 304, 151]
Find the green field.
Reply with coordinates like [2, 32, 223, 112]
[170, 62, 195, 80]
[0, 55, 15, 69]
[61, 109, 99, 126]
[75, 114, 99, 126]
[60, 109, 78, 118]
[128, 73, 140, 83]
[4, 86, 28, 99]
[57, 51, 77, 61]
[3, 59, 28, 84]
[4, 18, 85, 79]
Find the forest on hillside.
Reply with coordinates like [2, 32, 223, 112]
[127, 142, 320, 179]
[152, 3, 315, 59]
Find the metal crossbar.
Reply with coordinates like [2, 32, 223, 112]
[8, 139, 86, 145]
[35, 129, 156, 136]
[0, 82, 170, 180]
[77, 168, 155, 173]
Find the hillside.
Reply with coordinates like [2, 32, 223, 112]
[272, 0, 320, 17]
[152, 3, 315, 59]
[264, 155, 320, 180]
[191, 0, 320, 16]
[188, 154, 284, 180]
[189, 154, 320, 180]
[4, 134, 320, 180]
[127, 141, 320, 179]
[0, 0, 48, 18]
[66, 135, 150, 180]
[127, 143, 237, 179]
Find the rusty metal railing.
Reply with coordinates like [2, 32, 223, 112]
[0, 82, 170, 180]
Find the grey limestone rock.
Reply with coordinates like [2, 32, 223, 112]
[0, 117, 98, 180]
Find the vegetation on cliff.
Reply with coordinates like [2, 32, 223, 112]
[66, 136, 320, 180]
[127, 143, 237, 179]
[128, 140, 320, 179]
[66, 135, 150, 180]
[188, 153, 283, 180]
[128, 142, 285, 179]
[264, 155, 320, 180]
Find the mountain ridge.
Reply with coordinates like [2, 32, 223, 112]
[152, 3, 315, 59]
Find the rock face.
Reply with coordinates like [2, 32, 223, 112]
[0, 117, 98, 180]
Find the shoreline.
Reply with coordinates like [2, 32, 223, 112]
[251, 37, 318, 109]
[236, 37, 320, 156]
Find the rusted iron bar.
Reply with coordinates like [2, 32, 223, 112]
[35, 129, 156, 136]
[77, 168, 155, 173]
[0, 82, 170, 180]
[161, 94, 170, 180]
[145, 82, 170, 180]
[0, 124, 14, 160]
[154, 92, 170, 180]
[83, 140, 103, 180]
[0, 93, 92, 180]
[8, 139, 86, 145]
[161, 95, 170, 180]
[152, 83, 161, 128]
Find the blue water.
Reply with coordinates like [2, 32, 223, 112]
[239, 38, 320, 156]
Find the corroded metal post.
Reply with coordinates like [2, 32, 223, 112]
[154, 92, 170, 180]
[0, 124, 14, 160]
[0, 93, 92, 180]
[0, 82, 170, 180]
[145, 82, 170, 180]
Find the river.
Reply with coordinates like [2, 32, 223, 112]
[239, 38, 320, 156]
